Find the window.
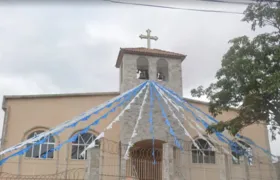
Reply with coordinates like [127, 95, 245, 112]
[156, 59, 168, 81]
[232, 141, 253, 165]
[25, 131, 55, 159]
[192, 139, 215, 164]
[71, 133, 100, 160]
[137, 57, 149, 80]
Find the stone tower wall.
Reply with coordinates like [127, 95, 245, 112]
[119, 54, 186, 145]
[119, 54, 183, 96]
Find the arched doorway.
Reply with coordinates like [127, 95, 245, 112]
[126, 139, 164, 180]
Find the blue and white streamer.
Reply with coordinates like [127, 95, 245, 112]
[0, 83, 147, 165]
[235, 134, 277, 158]
[149, 82, 156, 164]
[154, 83, 217, 153]
[179, 92, 270, 157]
[153, 84, 204, 152]
[0, 80, 275, 166]
[181, 102, 246, 154]
[41, 88, 140, 158]
[156, 84, 248, 157]
[154, 83, 232, 155]
[81, 82, 149, 156]
[156, 82, 275, 157]
[124, 84, 149, 160]
[155, 84, 226, 140]
[154, 82, 233, 155]
[151, 82, 182, 150]
[0, 135, 50, 165]
[154, 83, 212, 130]
[0, 82, 147, 157]
[182, 102, 239, 147]
[26, 82, 145, 161]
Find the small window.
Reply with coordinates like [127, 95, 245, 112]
[137, 57, 149, 80]
[192, 139, 215, 164]
[71, 133, 100, 160]
[25, 131, 55, 159]
[157, 59, 168, 81]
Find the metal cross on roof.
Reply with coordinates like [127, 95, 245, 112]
[139, 29, 158, 49]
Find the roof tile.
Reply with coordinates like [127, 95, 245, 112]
[116, 47, 186, 67]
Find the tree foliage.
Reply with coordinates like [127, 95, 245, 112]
[191, 1, 280, 139]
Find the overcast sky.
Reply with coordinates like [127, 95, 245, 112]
[0, 0, 279, 156]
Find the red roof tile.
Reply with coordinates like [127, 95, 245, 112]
[115, 47, 186, 68]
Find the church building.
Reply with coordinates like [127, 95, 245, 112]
[0, 30, 276, 180]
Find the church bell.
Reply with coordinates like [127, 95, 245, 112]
[139, 71, 147, 79]
[157, 72, 165, 81]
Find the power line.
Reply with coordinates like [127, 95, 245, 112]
[102, 0, 245, 15]
[199, 0, 253, 5]
[204, 0, 280, 8]
[199, 0, 279, 5]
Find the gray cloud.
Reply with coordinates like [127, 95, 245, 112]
[0, 1, 279, 155]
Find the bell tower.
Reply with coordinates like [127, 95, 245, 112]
[115, 30, 186, 96]
[115, 31, 187, 179]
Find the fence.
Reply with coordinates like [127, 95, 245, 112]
[0, 168, 86, 180]
[99, 139, 163, 180]
[0, 138, 278, 180]
[98, 139, 278, 180]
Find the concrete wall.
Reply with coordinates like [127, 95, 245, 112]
[1, 94, 121, 175]
[274, 157, 280, 180]
[85, 147, 100, 180]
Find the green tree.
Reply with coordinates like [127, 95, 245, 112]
[191, 1, 280, 139]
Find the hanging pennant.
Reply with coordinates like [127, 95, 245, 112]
[81, 82, 149, 156]
[155, 82, 276, 158]
[124, 84, 149, 160]
[154, 84, 212, 152]
[151, 83, 182, 150]
[0, 82, 148, 165]
[0, 81, 147, 157]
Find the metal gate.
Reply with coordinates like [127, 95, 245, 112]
[126, 147, 162, 180]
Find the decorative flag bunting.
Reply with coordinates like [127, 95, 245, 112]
[154, 83, 205, 152]
[151, 82, 182, 150]
[0, 81, 146, 157]
[0, 80, 275, 166]
[0, 82, 147, 165]
[155, 82, 275, 158]
[154, 83, 216, 153]
[80, 82, 149, 156]
[154, 83, 212, 130]
[148, 82, 156, 164]
[235, 134, 277, 158]
[124, 83, 149, 160]
[42, 86, 142, 158]
[154, 82, 245, 157]
[154, 82, 236, 160]
[182, 102, 241, 150]
[158, 83, 251, 157]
